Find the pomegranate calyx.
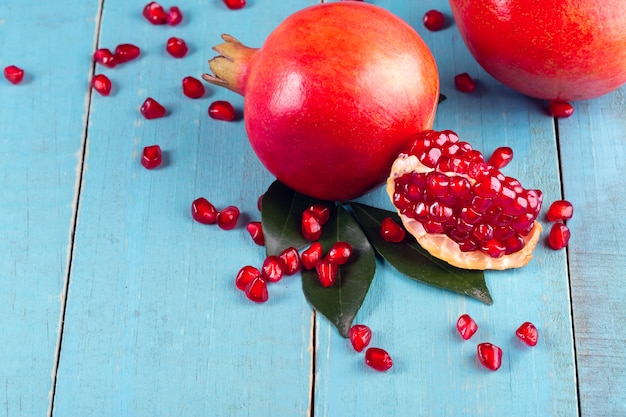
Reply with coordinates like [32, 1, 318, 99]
[202, 34, 259, 95]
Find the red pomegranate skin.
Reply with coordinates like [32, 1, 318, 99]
[449, 0, 626, 101]
[207, 2, 439, 201]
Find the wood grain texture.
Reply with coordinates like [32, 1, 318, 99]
[0, 2, 99, 416]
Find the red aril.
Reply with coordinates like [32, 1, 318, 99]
[348, 324, 372, 352]
[114, 43, 141, 63]
[143, 2, 167, 24]
[325, 241, 352, 265]
[166, 37, 189, 58]
[547, 200, 573, 222]
[365, 347, 393, 372]
[3, 65, 24, 84]
[380, 217, 405, 243]
[141, 145, 162, 169]
[217, 206, 240, 230]
[302, 210, 322, 241]
[246, 221, 265, 245]
[306, 204, 331, 225]
[93, 48, 117, 68]
[208, 100, 236, 121]
[236, 265, 261, 290]
[488, 146, 513, 169]
[166, 6, 183, 25]
[423, 9, 445, 31]
[278, 247, 301, 275]
[140, 97, 166, 119]
[454, 73, 476, 93]
[261, 256, 284, 283]
[456, 314, 478, 340]
[301, 242, 323, 270]
[257, 194, 264, 212]
[477, 342, 502, 371]
[549, 100, 574, 118]
[245, 276, 268, 303]
[223, 0, 246, 10]
[516, 321, 539, 346]
[315, 259, 338, 287]
[548, 223, 570, 250]
[191, 197, 218, 224]
[92, 74, 112, 96]
[203, 2, 439, 201]
[182, 76, 205, 99]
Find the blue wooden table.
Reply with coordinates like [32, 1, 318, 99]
[1, 1, 624, 416]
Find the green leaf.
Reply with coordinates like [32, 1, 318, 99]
[348, 202, 493, 305]
[302, 204, 377, 337]
[261, 180, 334, 256]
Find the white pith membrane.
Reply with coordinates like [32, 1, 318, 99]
[386, 131, 542, 270]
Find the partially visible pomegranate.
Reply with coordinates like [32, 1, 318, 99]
[203, 2, 439, 201]
[449, 0, 626, 101]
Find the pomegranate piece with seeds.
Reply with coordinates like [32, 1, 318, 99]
[166, 6, 183, 25]
[301, 242, 323, 270]
[141, 145, 162, 169]
[279, 247, 301, 275]
[143, 2, 168, 24]
[348, 324, 372, 352]
[477, 342, 502, 371]
[548, 222, 570, 250]
[223, 0, 246, 10]
[246, 221, 265, 245]
[261, 256, 284, 282]
[423, 9, 445, 31]
[488, 146, 514, 169]
[380, 217, 406, 243]
[516, 321, 539, 346]
[92, 74, 112, 96]
[325, 241, 352, 265]
[140, 97, 166, 119]
[456, 314, 478, 340]
[208, 100, 236, 121]
[548, 100, 574, 118]
[182, 76, 205, 99]
[245, 276, 269, 303]
[114, 43, 141, 63]
[302, 210, 323, 241]
[217, 206, 240, 230]
[365, 347, 393, 372]
[191, 197, 218, 224]
[454, 73, 476, 93]
[236, 265, 261, 290]
[3, 65, 24, 84]
[547, 199, 574, 222]
[93, 48, 117, 68]
[315, 259, 338, 287]
[166, 37, 188, 58]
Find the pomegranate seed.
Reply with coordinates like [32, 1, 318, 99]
[236, 265, 261, 290]
[141, 145, 162, 169]
[257, 194, 264, 212]
[91, 74, 112, 96]
[93, 48, 117, 68]
[488, 146, 514, 169]
[166, 37, 189, 58]
[365, 347, 393, 372]
[548, 100, 574, 118]
[315, 259, 338, 287]
[348, 324, 372, 352]
[245, 276, 268, 303]
[301, 242, 323, 270]
[380, 217, 406, 243]
[454, 73, 476, 93]
[216, 206, 240, 230]
[516, 321, 539, 346]
[302, 210, 323, 241]
[477, 343, 502, 371]
[182, 76, 205, 99]
[306, 204, 331, 225]
[246, 221, 265, 245]
[191, 197, 218, 224]
[140, 97, 166, 119]
[325, 241, 352, 265]
[456, 314, 478, 340]
[143, 2, 167, 24]
[548, 223, 570, 250]
[114, 43, 141, 64]
[166, 6, 183, 25]
[208, 100, 236, 121]
[547, 200, 574, 222]
[423, 9, 445, 31]
[3, 65, 24, 84]
[261, 256, 284, 283]
[223, 0, 246, 10]
[278, 247, 301, 275]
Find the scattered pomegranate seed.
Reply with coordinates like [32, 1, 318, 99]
[477, 342, 502, 371]
[365, 347, 393, 372]
[306, 204, 331, 225]
[140, 97, 166, 119]
[547, 200, 574, 222]
[454, 73, 476, 93]
[301, 242, 323, 270]
[143, 2, 168, 24]
[348, 324, 372, 352]
[166, 37, 188, 58]
[488, 146, 514, 169]
[516, 321, 539, 346]
[141, 145, 162, 169]
[93, 48, 117, 68]
[245, 276, 269, 303]
[236, 265, 261, 290]
[114, 43, 141, 64]
[315, 259, 338, 287]
[456, 314, 478, 340]
[3, 65, 24, 84]
[191, 197, 218, 224]
[380, 217, 405, 243]
[246, 221, 265, 245]
[548, 222, 570, 250]
[257, 194, 264, 212]
[91, 74, 112, 96]
[325, 241, 352, 265]
[223, 0, 246, 10]
[182, 76, 205, 99]
[208, 100, 236, 121]
[278, 247, 301, 275]
[302, 210, 323, 241]
[548, 100, 574, 118]
[261, 256, 285, 283]
[216, 206, 240, 230]
[423, 9, 445, 31]
[166, 6, 183, 25]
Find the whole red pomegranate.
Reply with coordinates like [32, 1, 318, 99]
[449, 0, 626, 101]
[203, 2, 439, 201]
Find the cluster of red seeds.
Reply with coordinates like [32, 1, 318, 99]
[142, 2, 184, 26]
[456, 313, 538, 371]
[348, 324, 393, 372]
[191, 197, 241, 230]
[546, 200, 573, 250]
